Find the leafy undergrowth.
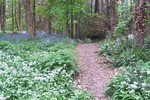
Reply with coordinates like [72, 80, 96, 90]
[98, 37, 150, 99]
[0, 38, 93, 100]
[105, 61, 150, 100]
[99, 38, 150, 68]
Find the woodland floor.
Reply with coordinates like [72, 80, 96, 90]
[75, 43, 118, 100]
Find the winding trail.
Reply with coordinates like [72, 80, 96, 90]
[75, 43, 117, 100]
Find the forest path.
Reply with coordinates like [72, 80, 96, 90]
[75, 43, 117, 100]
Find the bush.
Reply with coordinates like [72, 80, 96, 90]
[99, 38, 135, 67]
[113, 19, 128, 38]
[0, 40, 13, 50]
[82, 15, 107, 39]
[105, 61, 150, 100]
[99, 38, 150, 67]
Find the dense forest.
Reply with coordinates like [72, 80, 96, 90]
[0, 0, 150, 100]
[0, 0, 149, 45]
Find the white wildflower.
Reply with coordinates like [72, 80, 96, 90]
[135, 96, 140, 100]
[61, 70, 66, 74]
[0, 95, 6, 100]
[147, 71, 150, 75]
[63, 64, 66, 67]
[133, 82, 138, 85]
[141, 83, 146, 87]
[130, 84, 138, 89]
[34, 77, 47, 81]
[121, 81, 127, 85]
[129, 90, 135, 94]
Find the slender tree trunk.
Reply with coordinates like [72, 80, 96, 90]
[1, 0, 6, 32]
[95, 0, 100, 14]
[70, 9, 74, 38]
[38, 0, 45, 31]
[105, 0, 109, 18]
[99, 0, 103, 15]
[0, 3, 2, 27]
[12, 0, 15, 33]
[133, 0, 148, 47]
[65, 12, 69, 36]
[70, 0, 74, 38]
[33, 0, 36, 34]
[15, 0, 19, 32]
[18, 0, 21, 33]
[48, 17, 52, 33]
[75, 15, 79, 38]
[91, 0, 93, 14]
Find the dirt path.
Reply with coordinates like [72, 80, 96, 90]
[75, 43, 117, 100]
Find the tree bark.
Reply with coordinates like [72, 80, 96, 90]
[109, 0, 117, 39]
[133, 0, 148, 47]
[48, 17, 52, 33]
[1, 0, 6, 32]
[23, 0, 36, 39]
[99, 0, 103, 15]
[18, 0, 21, 33]
[70, 9, 74, 38]
[0, 2, 2, 27]
[12, 0, 15, 33]
[95, 0, 100, 14]
[15, 0, 19, 32]
[70, 0, 74, 38]
[91, 0, 93, 14]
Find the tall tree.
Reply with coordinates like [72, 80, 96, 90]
[91, 0, 93, 13]
[18, 0, 21, 33]
[37, 0, 45, 31]
[23, 0, 36, 39]
[70, 0, 74, 38]
[133, 0, 148, 47]
[12, 0, 15, 33]
[99, 0, 104, 15]
[1, 0, 6, 32]
[95, 0, 100, 14]
[109, 0, 117, 39]
[0, 0, 2, 28]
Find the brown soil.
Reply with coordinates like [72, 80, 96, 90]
[74, 43, 118, 100]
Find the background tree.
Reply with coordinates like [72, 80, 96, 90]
[18, 0, 21, 33]
[22, 0, 36, 39]
[133, 0, 148, 47]
[109, 0, 118, 39]
[0, 0, 6, 32]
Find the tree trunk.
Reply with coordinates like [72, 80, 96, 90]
[23, 0, 36, 39]
[1, 0, 6, 32]
[37, 0, 45, 31]
[91, 0, 93, 14]
[109, 0, 117, 39]
[70, 0, 74, 38]
[0, 2, 2, 27]
[95, 0, 100, 14]
[65, 12, 69, 36]
[33, 0, 36, 34]
[12, 0, 14, 32]
[99, 0, 103, 15]
[70, 9, 74, 38]
[48, 17, 52, 33]
[133, 0, 148, 47]
[18, 0, 21, 33]
[105, 0, 109, 18]
[15, 0, 19, 32]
